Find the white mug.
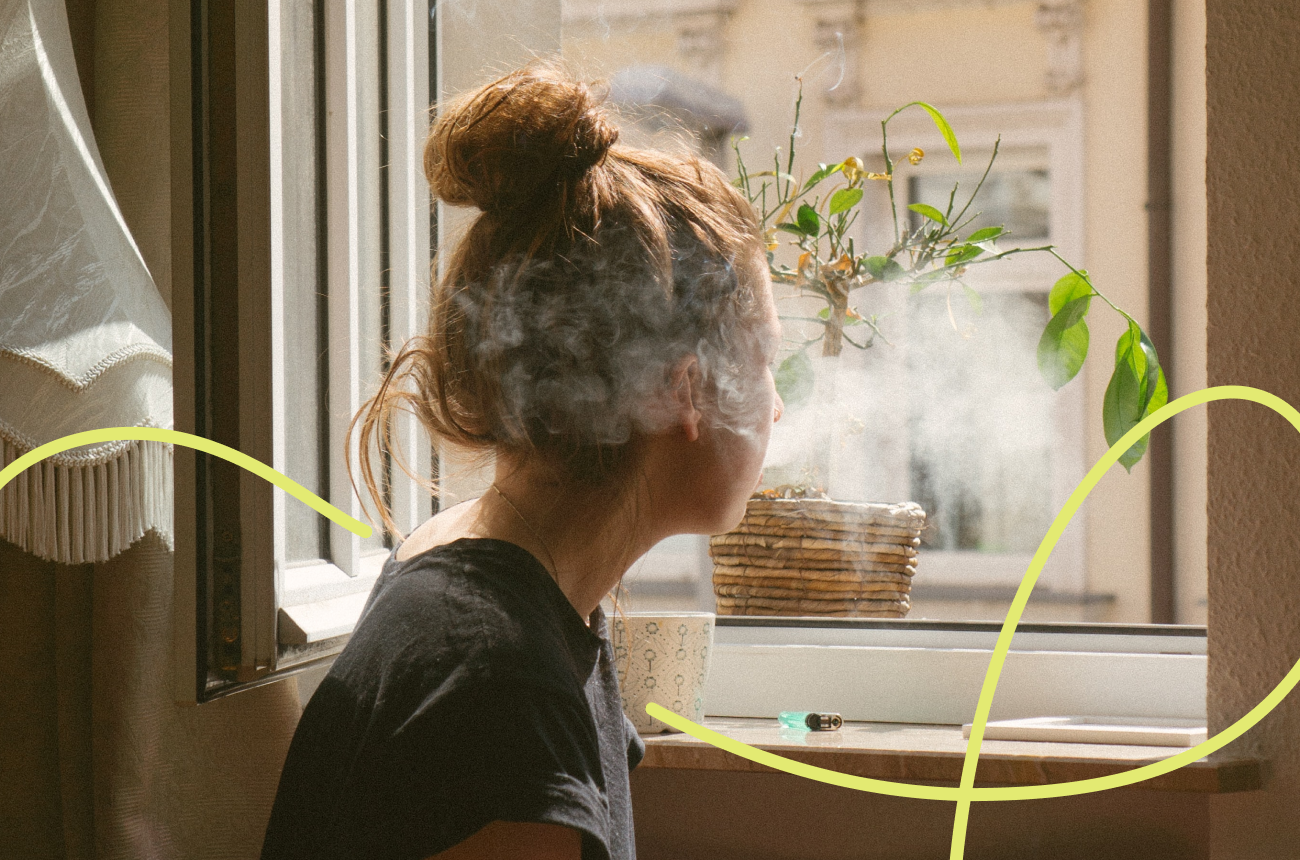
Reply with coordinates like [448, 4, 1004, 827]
[611, 611, 715, 734]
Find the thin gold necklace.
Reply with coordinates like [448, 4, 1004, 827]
[490, 483, 561, 586]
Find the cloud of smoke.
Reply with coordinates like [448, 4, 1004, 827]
[455, 226, 773, 451]
[763, 289, 1060, 554]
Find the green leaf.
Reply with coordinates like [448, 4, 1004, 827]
[803, 162, 841, 192]
[775, 222, 807, 236]
[908, 203, 948, 226]
[962, 284, 984, 315]
[863, 255, 906, 282]
[1138, 329, 1165, 414]
[829, 187, 863, 216]
[796, 203, 820, 236]
[1048, 271, 1093, 316]
[967, 226, 1004, 243]
[1036, 296, 1091, 390]
[1104, 352, 1145, 471]
[1103, 322, 1162, 472]
[945, 244, 984, 267]
[907, 101, 962, 164]
[774, 350, 815, 407]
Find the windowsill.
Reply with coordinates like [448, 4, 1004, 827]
[639, 718, 1261, 794]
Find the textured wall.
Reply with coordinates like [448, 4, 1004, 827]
[1205, 0, 1300, 856]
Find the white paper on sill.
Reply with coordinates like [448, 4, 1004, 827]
[961, 716, 1208, 747]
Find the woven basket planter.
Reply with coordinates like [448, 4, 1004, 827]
[710, 498, 926, 618]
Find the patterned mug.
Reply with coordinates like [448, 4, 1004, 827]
[611, 611, 715, 734]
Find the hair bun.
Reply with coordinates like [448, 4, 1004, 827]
[426, 62, 620, 214]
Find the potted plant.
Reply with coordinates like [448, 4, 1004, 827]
[710, 83, 1166, 618]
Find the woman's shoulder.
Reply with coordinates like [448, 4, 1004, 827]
[336, 537, 594, 693]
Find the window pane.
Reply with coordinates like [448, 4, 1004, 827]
[555, 0, 1191, 625]
[281, 0, 328, 563]
[355, 0, 389, 554]
[909, 168, 1051, 242]
[906, 291, 1054, 556]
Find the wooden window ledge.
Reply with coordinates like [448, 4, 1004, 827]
[639, 718, 1260, 794]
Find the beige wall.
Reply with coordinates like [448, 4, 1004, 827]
[1076, 0, 1151, 624]
[1171, 0, 1209, 626]
[1205, 0, 1300, 856]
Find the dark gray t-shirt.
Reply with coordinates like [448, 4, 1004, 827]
[260, 538, 643, 860]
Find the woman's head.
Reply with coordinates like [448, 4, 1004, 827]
[356, 60, 780, 536]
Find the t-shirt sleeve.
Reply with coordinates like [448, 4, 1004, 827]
[345, 677, 615, 860]
[623, 713, 645, 771]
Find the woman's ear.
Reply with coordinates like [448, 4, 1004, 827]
[669, 355, 704, 442]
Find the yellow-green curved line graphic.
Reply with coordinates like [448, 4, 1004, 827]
[4, 395, 1292, 858]
[647, 384, 1300, 859]
[0, 427, 373, 539]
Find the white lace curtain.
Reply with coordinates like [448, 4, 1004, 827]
[0, 3, 302, 859]
[0, 0, 173, 563]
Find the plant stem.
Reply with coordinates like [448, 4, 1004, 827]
[882, 118, 899, 245]
[949, 138, 1001, 230]
[1045, 248, 1137, 325]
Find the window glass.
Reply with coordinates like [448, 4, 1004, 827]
[906, 290, 1054, 557]
[561, 0, 1194, 626]
[280, 0, 329, 563]
[909, 168, 1051, 241]
[279, 0, 390, 565]
[354, 0, 390, 555]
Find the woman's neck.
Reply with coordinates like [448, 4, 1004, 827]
[481, 460, 657, 620]
[397, 457, 661, 622]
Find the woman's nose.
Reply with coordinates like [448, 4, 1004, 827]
[773, 394, 785, 423]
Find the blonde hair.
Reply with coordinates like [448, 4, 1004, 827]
[351, 59, 766, 540]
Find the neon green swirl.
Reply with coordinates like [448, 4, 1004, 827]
[0, 427, 372, 539]
[6, 393, 1293, 858]
[646, 385, 1300, 859]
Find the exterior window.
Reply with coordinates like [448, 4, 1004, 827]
[174, 0, 1204, 720]
[909, 168, 1051, 241]
[833, 104, 1090, 615]
[561, 0, 1195, 630]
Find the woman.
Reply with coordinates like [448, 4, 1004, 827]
[261, 61, 783, 860]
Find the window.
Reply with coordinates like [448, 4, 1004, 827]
[173, 0, 551, 701]
[173, 0, 1206, 722]
[823, 101, 1090, 617]
[562, 1, 1192, 631]
[273, 0, 433, 665]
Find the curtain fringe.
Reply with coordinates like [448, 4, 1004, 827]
[1, 438, 173, 564]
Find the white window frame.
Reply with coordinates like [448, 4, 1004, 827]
[705, 618, 1207, 724]
[823, 99, 1088, 595]
[173, 0, 566, 703]
[269, 0, 433, 665]
[272, 0, 567, 667]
